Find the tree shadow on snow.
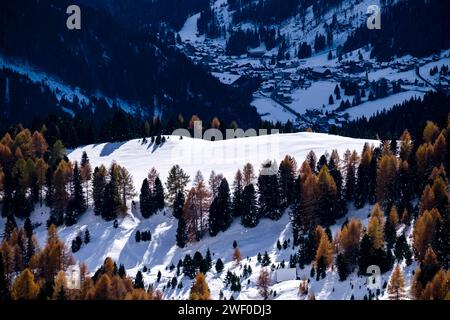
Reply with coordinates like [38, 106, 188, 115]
[99, 141, 126, 157]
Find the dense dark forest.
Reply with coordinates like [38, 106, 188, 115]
[230, 0, 343, 25]
[0, 0, 260, 130]
[343, 0, 450, 61]
[336, 92, 450, 140]
[77, 0, 210, 30]
[225, 27, 283, 56]
[0, 67, 261, 148]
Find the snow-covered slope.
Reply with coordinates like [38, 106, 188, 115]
[68, 132, 377, 186]
[1, 132, 419, 300]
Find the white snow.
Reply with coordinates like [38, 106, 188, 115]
[179, 13, 205, 43]
[68, 132, 377, 189]
[289, 81, 342, 113]
[251, 95, 298, 123]
[345, 90, 425, 120]
[0, 55, 90, 105]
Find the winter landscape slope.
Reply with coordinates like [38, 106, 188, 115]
[0, 132, 419, 300]
[68, 132, 376, 187]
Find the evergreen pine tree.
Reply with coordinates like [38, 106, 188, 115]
[84, 228, 91, 244]
[183, 255, 196, 279]
[261, 251, 271, 267]
[166, 165, 190, 205]
[80, 151, 92, 204]
[92, 166, 107, 216]
[209, 178, 232, 236]
[139, 179, 153, 219]
[102, 178, 121, 221]
[51, 160, 71, 225]
[135, 230, 141, 242]
[173, 191, 185, 219]
[24, 217, 33, 239]
[241, 184, 259, 228]
[176, 215, 188, 248]
[215, 258, 224, 273]
[278, 156, 296, 207]
[354, 146, 372, 208]
[66, 162, 86, 226]
[208, 198, 221, 236]
[134, 271, 145, 289]
[153, 177, 165, 211]
[258, 161, 281, 220]
[205, 249, 212, 269]
[0, 255, 10, 300]
[394, 234, 410, 262]
[231, 170, 244, 217]
[3, 213, 17, 240]
[336, 253, 349, 281]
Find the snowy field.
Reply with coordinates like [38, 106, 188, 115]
[251, 96, 298, 123]
[68, 132, 377, 188]
[345, 90, 426, 120]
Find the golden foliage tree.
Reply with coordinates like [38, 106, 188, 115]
[315, 228, 333, 274]
[53, 270, 68, 300]
[416, 143, 435, 185]
[420, 269, 450, 300]
[257, 268, 271, 300]
[399, 129, 413, 161]
[433, 133, 447, 165]
[413, 209, 442, 261]
[387, 264, 407, 300]
[419, 185, 436, 215]
[11, 268, 39, 300]
[189, 272, 210, 300]
[233, 247, 242, 265]
[31, 131, 48, 158]
[423, 121, 440, 143]
[411, 247, 440, 299]
[339, 218, 362, 265]
[376, 154, 397, 208]
[367, 204, 385, 250]
[92, 274, 112, 300]
[388, 206, 399, 227]
[32, 224, 74, 281]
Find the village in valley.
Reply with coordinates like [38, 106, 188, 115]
[177, 0, 450, 132]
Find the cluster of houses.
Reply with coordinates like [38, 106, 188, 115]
[182, 37, 450, 108]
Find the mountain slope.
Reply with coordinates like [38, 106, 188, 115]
[0, 0, 260, 129]
[1, 132, 400, 300]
